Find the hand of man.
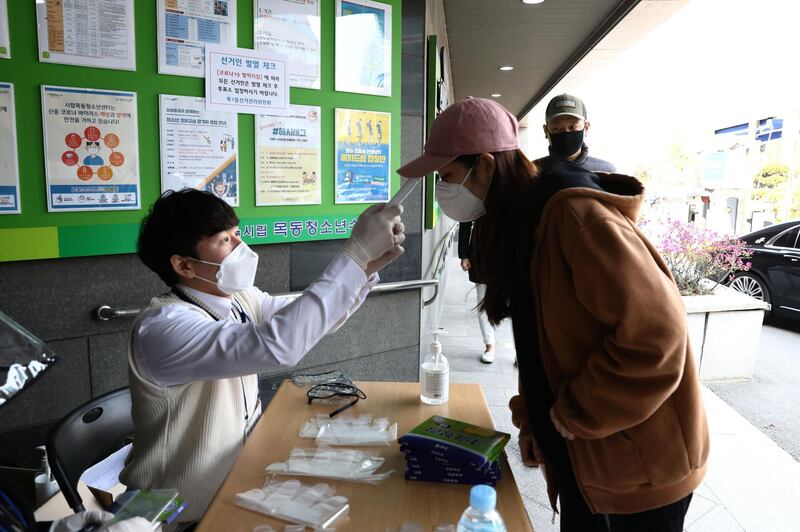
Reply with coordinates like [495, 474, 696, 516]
[365, 220, 405, 275]
[343, 204, 404, 271]
[460, 258, 471, 271]
[550, 407, 575, 440]
[51, 511, 115, 532]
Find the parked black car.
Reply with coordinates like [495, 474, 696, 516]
[727, 220, 800, 320]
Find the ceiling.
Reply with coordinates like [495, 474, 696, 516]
[443, 0, 688, 120]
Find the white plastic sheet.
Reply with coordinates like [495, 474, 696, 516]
[265, 446, 393, 483]
[235, 479, 349, 529]
[298, 414, 397, 446]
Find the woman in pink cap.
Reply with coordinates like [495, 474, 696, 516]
[397, 97, 708, 532]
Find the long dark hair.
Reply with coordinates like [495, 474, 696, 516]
[466, 149, 539, 325]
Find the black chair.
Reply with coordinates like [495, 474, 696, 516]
[46, 387, 134, 512]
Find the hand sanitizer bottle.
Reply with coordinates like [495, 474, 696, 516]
[34, 445, 60, 505]
[421, 329, 449, 405]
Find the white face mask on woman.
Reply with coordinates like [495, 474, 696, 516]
[189, 242, 259, 294]
[435, 165, 490, 222]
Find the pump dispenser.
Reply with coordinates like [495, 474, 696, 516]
[34, 445, 60, 504]
[420, 328, 449, 405]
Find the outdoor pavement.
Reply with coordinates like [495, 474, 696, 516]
[706, 316, 800, 461]
[438, 256, 800, 532]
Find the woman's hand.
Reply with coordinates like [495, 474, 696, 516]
[519, 420, 545, 467]
[460, 258, 471, 271]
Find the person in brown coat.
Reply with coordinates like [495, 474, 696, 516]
[397, 97, 709, 532]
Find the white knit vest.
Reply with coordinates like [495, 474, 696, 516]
[120, 288, 264, 523]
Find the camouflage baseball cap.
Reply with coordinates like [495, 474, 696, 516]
[545, 93, 587, 122]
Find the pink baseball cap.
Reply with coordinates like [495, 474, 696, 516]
[396, 97, 520, 178]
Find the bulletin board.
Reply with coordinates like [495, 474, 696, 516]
[0, 0, 402, 262]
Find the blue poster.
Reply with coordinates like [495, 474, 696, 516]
[335, 108, 391, 203]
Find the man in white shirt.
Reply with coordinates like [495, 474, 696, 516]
[120, 189, 404, 523]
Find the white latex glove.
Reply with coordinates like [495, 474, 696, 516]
[50, 511, 114, 532]
[343, 204, 404, 270]
[50, 512, 152, 532]
[365, 220, 406, 276]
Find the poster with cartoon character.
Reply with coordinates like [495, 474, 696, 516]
[335, 108, 390, 204]
[41, 85, 140, 211]
[0, 82, 19, 213]
[255, 104, 321, 206]
[160, 95, 239, 206]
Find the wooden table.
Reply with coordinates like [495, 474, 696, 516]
[198, 381, 534, 531]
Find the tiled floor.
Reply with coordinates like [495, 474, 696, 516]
[438, 256, 800, 532]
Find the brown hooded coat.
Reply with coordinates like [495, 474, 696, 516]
[509, 173, 709, 515]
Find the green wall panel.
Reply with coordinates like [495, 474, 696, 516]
[0, 0, 402, 262]
[58, 224, 141, 258]
[0, 227, 59, 261]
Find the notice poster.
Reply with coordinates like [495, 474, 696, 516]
[35, 0, 136, 70]
[205, 45, 288, 114]
[41, 86, 140, 212]
[0, 83, 19, 213]
[160, 95, 239, 206]
[335, 0, 392, 97]
[335, 108, 390, 204]
[158, 0, 237, 77]
[0, 0, 10, 59]
[256, 105, 321, 206]
[254, 0, 321, 89]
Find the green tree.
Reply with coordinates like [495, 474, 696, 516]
[667, 144, 700, 187]
[634, 165, 653, 185]
[752, 163, 789, 218]
[790, 186, 800, 220]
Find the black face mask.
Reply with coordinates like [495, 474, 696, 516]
[548, 130, 584, 157]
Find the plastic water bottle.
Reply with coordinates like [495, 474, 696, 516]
[456, 485, 506, 532]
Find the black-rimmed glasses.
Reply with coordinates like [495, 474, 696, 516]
[306, 383, 366, 418]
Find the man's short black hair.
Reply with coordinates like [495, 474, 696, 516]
[138, 189, 239, 286]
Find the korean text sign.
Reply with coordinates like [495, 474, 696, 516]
[205, 45, 287, 114]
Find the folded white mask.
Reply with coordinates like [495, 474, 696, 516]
[265, 446, 393, 484]
[235, 479, 349, 529]
[299, 414, 397, 446]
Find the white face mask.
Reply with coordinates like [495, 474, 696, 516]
[190, 242, 259, 294]
[435, 166, 489, 222]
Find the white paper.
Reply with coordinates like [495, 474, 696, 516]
[335, 0, 392, 97]
[41, 85, 140, 212]
[160, 95, 239, 206]
[255, 0, 321, 89]
[80, 443, 131, 491]
[0, 0, 10, 59]
[256, 105, 321, 206]
[35, 0, 136, 70]
[0, 82, 19, 214]
[158, 0, 237, 78]
[205, 45, 288, 114]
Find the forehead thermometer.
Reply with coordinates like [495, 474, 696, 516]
[387, 179, 419, 208]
